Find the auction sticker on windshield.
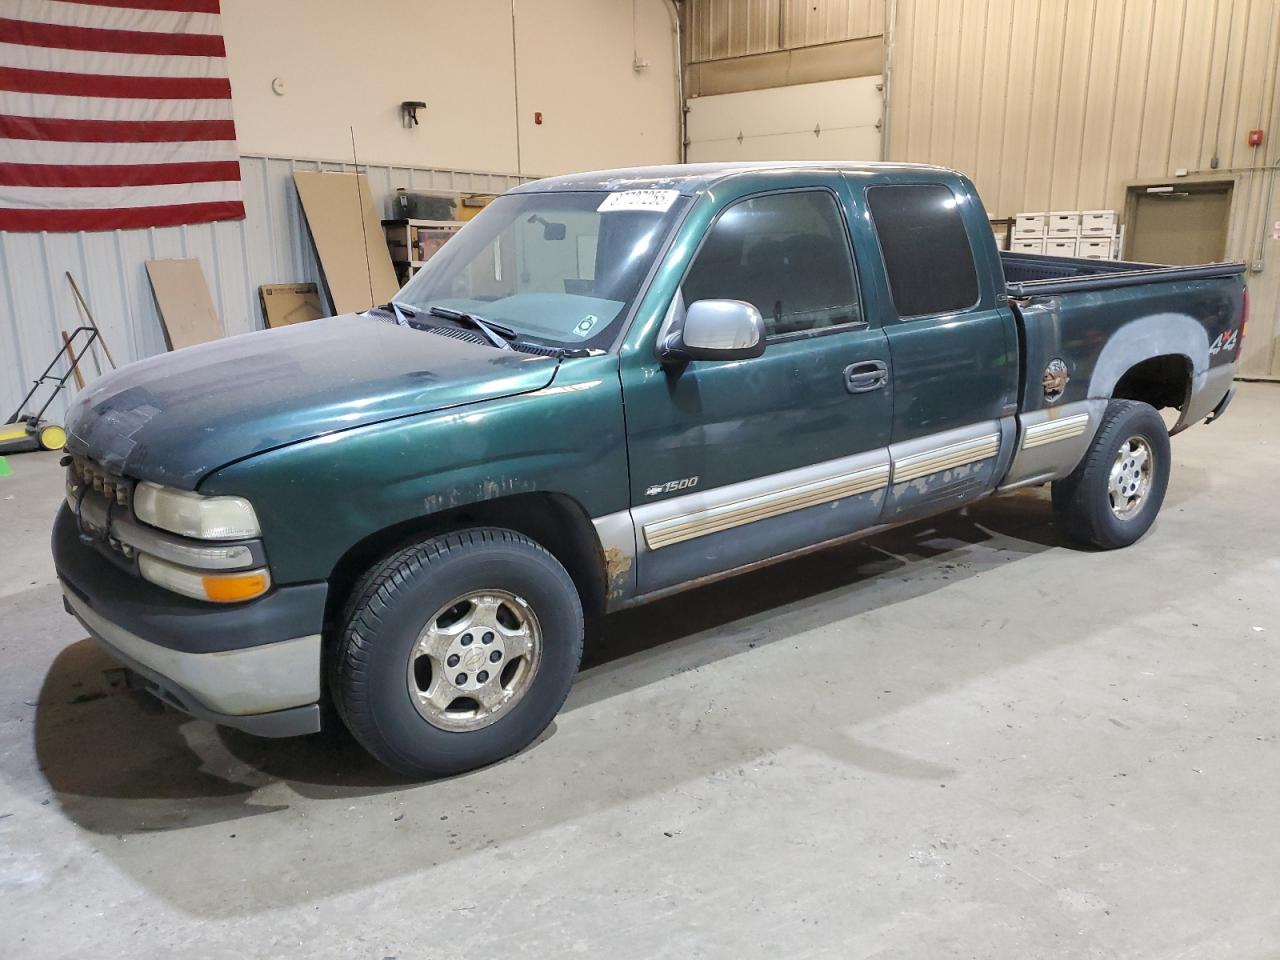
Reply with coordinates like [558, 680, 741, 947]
[598, 189, 680, 213]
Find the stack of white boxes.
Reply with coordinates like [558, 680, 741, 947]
[1010, 210, 1122, 259]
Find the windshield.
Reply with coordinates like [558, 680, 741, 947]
[394, 189, 689, 349]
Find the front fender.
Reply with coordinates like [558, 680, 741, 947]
[199, 356, 629, 585]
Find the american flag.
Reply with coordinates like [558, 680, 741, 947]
[0, 0, 244, 232]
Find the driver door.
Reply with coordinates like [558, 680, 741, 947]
[619, 180, 894, 595]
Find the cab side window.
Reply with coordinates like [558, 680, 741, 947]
[681, 191, 861, 338]
[866, 183, 980, 318]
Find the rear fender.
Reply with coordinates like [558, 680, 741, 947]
[1087, 312, 1240, 433]
[1087, 313, 1207, 401]
[1004, 313, 1210, 489]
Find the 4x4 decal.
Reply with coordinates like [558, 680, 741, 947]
[1209, 329, 1239, 355]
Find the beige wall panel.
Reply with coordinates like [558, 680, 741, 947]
[1103, 0, 1155, 208]
[1047, 0, 1097, 210]
[905, 0, 940, 161]
[1072, 0, 1125, 211]
[689, 0, 779, 61]
[691, 0, 886, 62]
[1198, 0, 1235, 170]
[784, 0, 884, 47]
[222, 0, 514, 173]
[222, 0, 677, 177]
[1166, 0, 1218, 176]
[970, 0, 1015, 206]
[889, 0, 918, 157]
[854, 0, 884, 38]
[1219, 0, 1258, 171]
[928, 0, 964, 171]
[950, 0, 990, 181]
[992, 0, 1041, 215]
[1134, 0, 1185, 182]
[513, 0, 680, 175]
[1022, 0, 1068, 213]
[887, 0, 1280, 377]
[687, 0, 883, 59]
[1238, 181, 1280, 378]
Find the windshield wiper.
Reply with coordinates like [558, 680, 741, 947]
[427, 305, 515, 351]
[374, 300, 417, 326]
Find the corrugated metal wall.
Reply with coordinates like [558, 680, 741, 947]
[688, 0, 884, 61]
[888, 0, 1280, 379]
[0, 156, 527, 422]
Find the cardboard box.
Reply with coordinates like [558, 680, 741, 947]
[1045, 237, 1078, 256]
[260, 283, 324, 327]
[1010, 238, 1046, 254]
[1077, 238, 1112, 260]
[1048, 212, 1080, 236]
[1080, 210, 1116, 236]
[1014, 213, 1047, 238]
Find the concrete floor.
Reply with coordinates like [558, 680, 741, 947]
[1, 383, 1277, 959]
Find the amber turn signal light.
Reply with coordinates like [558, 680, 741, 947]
[201, 571, 271, 603]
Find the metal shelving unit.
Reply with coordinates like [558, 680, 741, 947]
[381, 218, 465, 282]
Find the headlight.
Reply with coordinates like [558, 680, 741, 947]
[133, 482, 260, 540]
[139, 554, 271, 603]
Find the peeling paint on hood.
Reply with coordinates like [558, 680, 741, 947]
[63, 313, 559, 488]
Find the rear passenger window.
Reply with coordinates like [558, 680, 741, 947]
[867, 184, 980, 318]
[681, 190, 860, 338]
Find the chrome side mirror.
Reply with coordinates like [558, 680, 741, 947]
[658, 299, 766, 363]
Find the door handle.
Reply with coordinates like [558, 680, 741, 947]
[844, 360, 889, 393]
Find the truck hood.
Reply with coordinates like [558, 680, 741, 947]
[63, 313, 560, 488]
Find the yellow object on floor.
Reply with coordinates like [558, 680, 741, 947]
[0, 420, 66, 453]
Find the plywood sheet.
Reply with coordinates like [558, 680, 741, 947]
[144, 258, 222, 351]
[292, 171, 398, 315]
[260, 283, 324, 328]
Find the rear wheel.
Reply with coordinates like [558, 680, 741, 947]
[330, 528, 584, 778]
[1051, 399, 1171, 549]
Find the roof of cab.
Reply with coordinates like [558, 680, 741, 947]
[509, 161, 958, 196]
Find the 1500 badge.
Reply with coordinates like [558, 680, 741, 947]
[645, 477, 699, 497]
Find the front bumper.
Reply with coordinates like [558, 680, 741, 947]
[53, 504, 326, 737]
[63, 587, 322, 737]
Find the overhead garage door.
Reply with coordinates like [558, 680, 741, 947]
[686, 75, 883, 163]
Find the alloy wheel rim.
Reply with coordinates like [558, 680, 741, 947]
[1108, 436, 1153, 520]
[407, 589, 542, 732]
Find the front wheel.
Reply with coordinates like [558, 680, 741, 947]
[330, 528, 584, 778]
[1051, 399, 1171, 549]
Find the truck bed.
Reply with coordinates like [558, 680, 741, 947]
[1002, 249, 1246, 437]
[1002, 251, 1246, 296]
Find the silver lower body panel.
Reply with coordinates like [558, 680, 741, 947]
[63, 586, 322, 737]
[1000, 399, 1107, 490]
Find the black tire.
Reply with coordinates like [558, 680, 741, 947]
[330, 527, 583, 778]
[1051, 399, 1171, 549]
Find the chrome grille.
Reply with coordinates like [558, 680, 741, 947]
[68, 455, 133, 511]
[66, 456, 139, 566]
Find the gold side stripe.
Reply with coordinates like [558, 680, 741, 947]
[643, 463, 890, 550]
[1022, 413, 1090, 449]
[892, 435, 1000, 484]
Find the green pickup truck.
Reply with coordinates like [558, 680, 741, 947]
[54, 162, 1247, 777]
